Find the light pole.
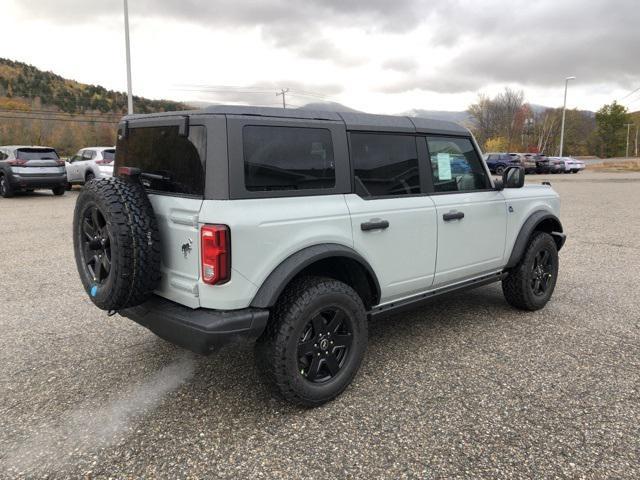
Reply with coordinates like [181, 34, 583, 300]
[124, 0, 134, 115]
[558, 76, 575, 157]
[624, 123, 633, 158]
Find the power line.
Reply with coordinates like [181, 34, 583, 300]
[0, 114, 119, 124]
[620, 86, 640, 101]
[0, 107, 123, 118]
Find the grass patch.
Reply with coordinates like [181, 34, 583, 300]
[588, 160, 640, 172]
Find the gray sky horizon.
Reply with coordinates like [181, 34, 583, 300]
[2, 0, 639, 113]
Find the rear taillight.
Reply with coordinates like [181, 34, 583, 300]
[96, 159, 114, 165]
[7, 159, 27, 166]
[201, 225, 231, 285]
[57, 159, 65, 166]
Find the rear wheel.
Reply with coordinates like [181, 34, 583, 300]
[502, 232, 559, 311]
[52, 186, 65, 196]
[0, 175, 13, 198]
[256, 276, 368, 407]
[495, 164, 506, 175]
[85, 172, 95, 183]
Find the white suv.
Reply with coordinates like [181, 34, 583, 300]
[72, 106, 566, 406]
[65, 146, 115, 187]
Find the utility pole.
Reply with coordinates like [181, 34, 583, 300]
[558, 76, 575, 157]
[624, 123, 633, 158]
[123, 0, 134, 115]
[276, 88, 289, 109]
[635, 125, 638, 157]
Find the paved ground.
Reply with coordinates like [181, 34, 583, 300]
[1, 171, 639, 479]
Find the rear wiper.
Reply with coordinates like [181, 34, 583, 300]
[140, 172, 171, 182]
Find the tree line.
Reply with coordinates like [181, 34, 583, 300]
[467, 87, 639, 158]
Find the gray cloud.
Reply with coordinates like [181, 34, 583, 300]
[382, 58, 419, 73]
[383, 0, 640, 93]
[13, 0, 640, 93]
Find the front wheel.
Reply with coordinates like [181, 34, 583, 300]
[502, 232, 559, 311]
[256, 276, 368, 407]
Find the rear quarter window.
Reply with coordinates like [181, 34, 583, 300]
[243, 125, 335, 192]
[116, 125, 206, 196]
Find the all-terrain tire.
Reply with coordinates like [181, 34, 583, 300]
[0, 175, 14, 198]
[502, 232, 559, 311]
[256, 276, 368, 407]
[73, 177, 161, 311]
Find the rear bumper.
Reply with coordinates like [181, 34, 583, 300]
[119, 295, 270, 355]
[9, 173, 67, 189]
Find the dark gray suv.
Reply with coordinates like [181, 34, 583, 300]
[0, 146, 67, 197]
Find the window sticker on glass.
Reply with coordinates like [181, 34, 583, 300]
[437, 153, 452, 180]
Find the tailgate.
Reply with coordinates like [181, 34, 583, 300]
[149, 194, 203, 308]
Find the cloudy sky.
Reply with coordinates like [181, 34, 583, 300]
[2, 0, 639, 113]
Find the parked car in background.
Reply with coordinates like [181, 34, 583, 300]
[521, 154, 550, 174]
[569, 158, 585, 173]
[548, 157, 565, 173]
[0, 145, 67, 197]
[551, 157, 585, 173]
[510, 153, 536, 174]
[484, 153, 522, 174]
[65, 147, 115, 188]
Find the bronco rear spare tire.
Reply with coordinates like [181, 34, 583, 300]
[73, 177, 161, 311]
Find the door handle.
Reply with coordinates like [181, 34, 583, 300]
[361, 219, 390, 231]
[443, 211, 465, 221]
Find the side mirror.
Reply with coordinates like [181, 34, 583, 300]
[503, 166, 525, 188]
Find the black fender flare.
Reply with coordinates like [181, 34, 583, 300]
[505, 210, 565, 269]
[250, 243, 381, 309]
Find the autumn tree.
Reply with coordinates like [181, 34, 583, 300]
[467, 87, 527, 151]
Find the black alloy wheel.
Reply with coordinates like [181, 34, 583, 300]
[530, 249, 553, 296]
[495, 165, 505, 175]
[298, 307, 353, 383]
[80, 205, 112, 284]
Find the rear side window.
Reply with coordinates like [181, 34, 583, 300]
[116, 125, 206, 196]
[16, 148, 59, 160]
[102, 150, 115, 161]
[243, 125, 335, 192]
[350, 133, 419, 198]
[427, 137, 490, 193]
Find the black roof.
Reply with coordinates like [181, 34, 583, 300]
[123, 105, 469, 136]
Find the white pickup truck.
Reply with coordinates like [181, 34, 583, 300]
[72, 106, 566, 406]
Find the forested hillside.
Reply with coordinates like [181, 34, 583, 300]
[0, 58, 188, 155]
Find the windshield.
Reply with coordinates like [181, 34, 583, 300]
[17, 148, 60, 160]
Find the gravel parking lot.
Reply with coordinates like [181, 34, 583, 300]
[1, 170, 639, 479]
